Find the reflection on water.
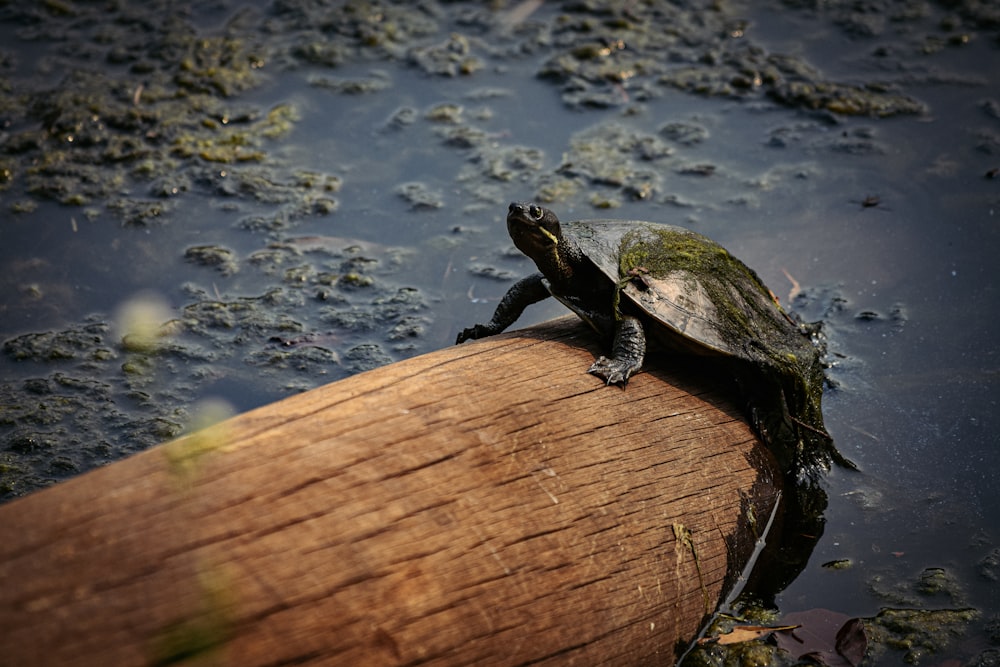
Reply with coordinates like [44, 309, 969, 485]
[0, 0, 998, 661]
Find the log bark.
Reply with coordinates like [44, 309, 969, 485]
[0, 317, 781, 666]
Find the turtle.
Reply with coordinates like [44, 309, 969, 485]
[456, 202, 848, 474]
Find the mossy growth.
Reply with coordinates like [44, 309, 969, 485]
[171, 103, 298, 164]
[595, 222, 840, 476]
[682, 603, 783, 667]
[614, 226, 790, 359]
[866, 607, 980, 665]
[173, 35, 264, 98]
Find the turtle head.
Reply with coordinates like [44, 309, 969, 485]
[507, 202, 564, 269]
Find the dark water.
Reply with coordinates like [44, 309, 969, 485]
[1, 0, 998, 662]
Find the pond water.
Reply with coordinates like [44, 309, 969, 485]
[1, 0, 998, 663]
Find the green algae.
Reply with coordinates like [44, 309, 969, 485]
[409, 32, 485, 76]
[171, 103, 300, 164]
[0, 0, 981, 512]
[173, 35, 264, 97]
[3, 322, 111, 362]
[184, 246, 239, 277]
[0, 235, 429, 501]
[606, 223, 838, 476]
[0, 4, 311, 231]
[769, 80, 927, 118]
[615, 226, 781, 350]
[309, 72, 391, 95]
[535, 0, 927, 116]
[867, 607, 980, 665]
[686, 606, 981, 667]
[684, 564, 984, 667]
[560, 123, 672, 201]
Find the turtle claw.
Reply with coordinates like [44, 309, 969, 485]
[588, 356, 637, 387]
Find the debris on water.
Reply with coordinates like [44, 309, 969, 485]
[678, 163, 717, 177]
[466, 263, 519, 281]
[978, 547, 1000, 582]
[1, 230, 430, 500]
[660, 122, 710, 146]
[309, 72, 391, 95]
[0, 0, 985, 524]
[396, 181, 445, 210]
[556, 123, 669, 203]
[409, 32, 485, 77]
[383, 106, 420, 131]
[864, 607, 979, 665]
[268, 331, 342, 351]
[821, 558, 854, 570]
[184, 245, 239, 276]
[424, 103, 465, 124]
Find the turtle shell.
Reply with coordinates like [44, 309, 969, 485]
[555, 216, 845, 475]
[562, 219, 815, 371]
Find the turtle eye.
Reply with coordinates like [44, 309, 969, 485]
[529, 205, 542, 220]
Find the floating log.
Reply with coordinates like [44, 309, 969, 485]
[0, 317, 781, 666]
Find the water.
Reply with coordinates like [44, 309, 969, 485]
[1, 0, 998, 662]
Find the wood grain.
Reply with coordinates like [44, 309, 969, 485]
[0, 317, 780, 666]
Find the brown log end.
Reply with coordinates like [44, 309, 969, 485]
[0, 317, 781, 666]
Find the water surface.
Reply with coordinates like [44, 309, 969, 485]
[1, 0, 998, 662]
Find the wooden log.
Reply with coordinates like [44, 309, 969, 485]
[0, 317, 781, 666]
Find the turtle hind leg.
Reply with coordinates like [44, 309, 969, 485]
[588, 315, 646, 386]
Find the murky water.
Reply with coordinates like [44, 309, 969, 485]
[1, 0, 998, 662]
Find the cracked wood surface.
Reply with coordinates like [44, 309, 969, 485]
[0, 317, 781, 666]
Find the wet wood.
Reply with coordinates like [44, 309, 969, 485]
[0, 317, 781, 666]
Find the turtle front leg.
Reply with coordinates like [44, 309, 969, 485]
[456, 272, 550, 344]
[588, 315, 646, 386]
